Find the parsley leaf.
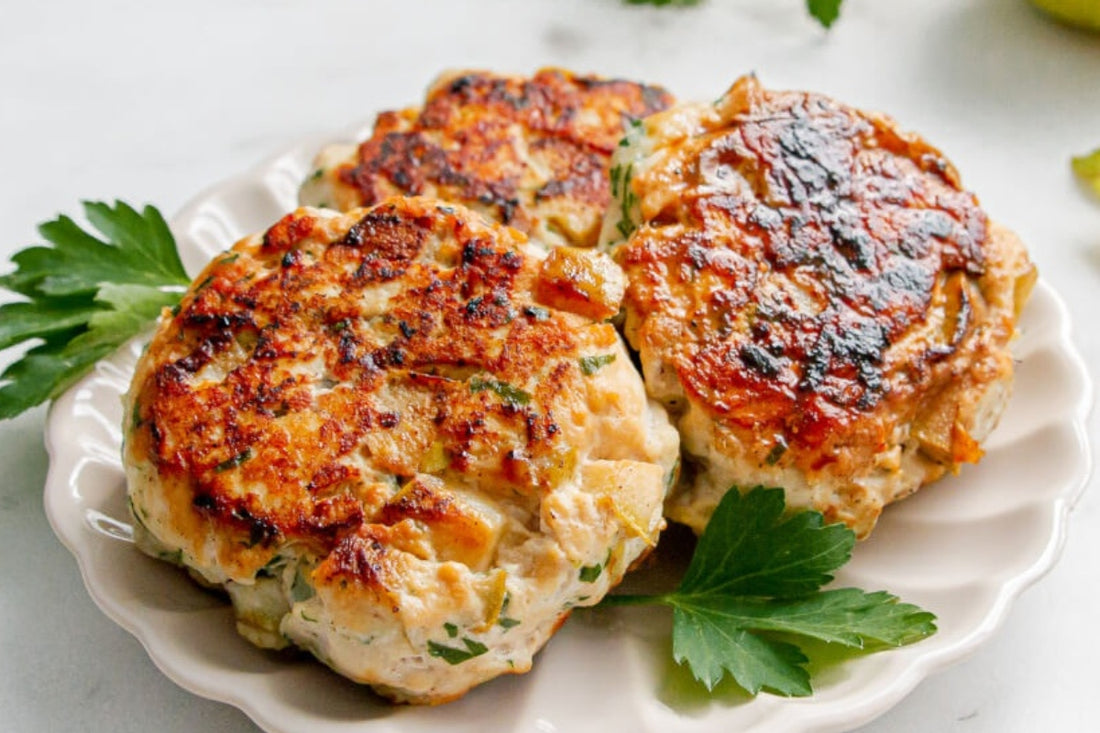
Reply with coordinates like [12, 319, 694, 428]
[602, 487, 936, 696]
[579, 562, 603, 582]
[1072, 148, 1100, 199]
[427, 637, 489, 665]
[610, 162, 639, 240]
[806, 0, 844, 28]
[468, 376, 531, 406]
[579, 354, 616, 375]
[0, 201, 189, 419]
[214, 448, 253, 473]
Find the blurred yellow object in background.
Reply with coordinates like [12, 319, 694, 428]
[1072, 149, 1100, 199]
[1031, 0, 1100, 30]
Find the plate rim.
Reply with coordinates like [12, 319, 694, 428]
[41, 129, 1096, 733]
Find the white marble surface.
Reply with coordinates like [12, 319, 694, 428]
[1, 1, 1098, 731]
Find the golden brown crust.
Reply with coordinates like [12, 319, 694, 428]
[127, 198, 681, 702]
[128, 199, 612, 571]
[328, 68, 673, 247]
[535, 246, 626, 322]
[614, 76, 1034, 534]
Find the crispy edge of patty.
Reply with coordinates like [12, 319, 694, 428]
[603, 75, 1036, 535]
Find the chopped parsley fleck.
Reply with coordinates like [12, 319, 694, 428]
[443, 622, 459, 638]
[290, 565, 314, 603]
[497, 592, 520, 629]
[428, 637, 489, 665]
[127, 496, 150, 532]
[193, 274, 216, 293]
[579, 562, 603, 583]
[765, 439, 788, 465]
[616, 168, 638, 239]
[609, 159, 640, 242]
[214, 448, 252, 472]
[579, 354, 616, 376]
[469, 377, 531, 406]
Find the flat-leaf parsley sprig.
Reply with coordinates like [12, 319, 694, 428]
[600, 487, 936, 696]
[0, 201, 188, 419]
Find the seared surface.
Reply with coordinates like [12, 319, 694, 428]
[124, 198, 679, 702]
[603, 76, 1035, 536]
[301, 68, 673, 249]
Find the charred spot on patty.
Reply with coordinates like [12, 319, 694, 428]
[305, 68, 674, 249]
[608, 75, 1034, 537]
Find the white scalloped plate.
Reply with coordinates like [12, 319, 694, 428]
[43, 131, 1093, 733]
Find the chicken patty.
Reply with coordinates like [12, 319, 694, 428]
[600, 76, 1035, 538]
[300, 68, 673, 249]
[123, 198, 679, 702]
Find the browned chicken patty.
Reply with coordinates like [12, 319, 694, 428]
[300, 68, 674, 249]
[124, 198, 679, 702]
[601, 75, 1036, 537]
